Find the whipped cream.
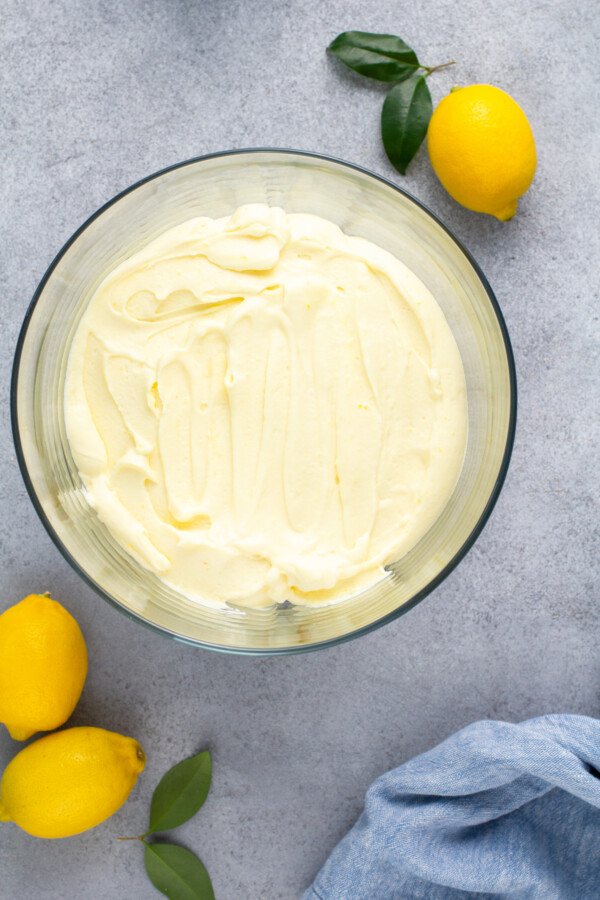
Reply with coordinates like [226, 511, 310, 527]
[65, 205, 467, 607]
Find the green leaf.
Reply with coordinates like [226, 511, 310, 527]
[328, 31, 419, 83]
[149, 751, 212, 834]
[381, 74, 433, 175]
[144, 843, 215, 900]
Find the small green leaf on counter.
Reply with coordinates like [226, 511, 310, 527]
[144, 843, 215, 900]
[327, 30, 454, 175]
[149, 750, 212, 833]
[381, 74, 433, 174]
[328, 31, 419, 82]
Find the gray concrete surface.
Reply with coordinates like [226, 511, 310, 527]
[1, 1, 598, 898]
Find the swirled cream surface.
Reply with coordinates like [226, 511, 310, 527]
[65, 205, 467, 608]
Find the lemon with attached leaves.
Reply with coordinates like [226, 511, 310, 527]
[0, 593, 88, 740]
[0, 726, 145, 838]
[428, 84, 537, 220]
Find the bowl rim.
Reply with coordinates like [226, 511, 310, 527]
[11, 147, 517, 655]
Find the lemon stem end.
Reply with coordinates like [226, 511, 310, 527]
[6, 724, 35, 741]
[494, 200, 518, 221]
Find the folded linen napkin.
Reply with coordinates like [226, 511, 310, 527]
[303, 715, 600, 899]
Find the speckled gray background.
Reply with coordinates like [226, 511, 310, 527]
[1, 1, 598, 898]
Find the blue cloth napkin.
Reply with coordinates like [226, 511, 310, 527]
[303, 715, 600, 899]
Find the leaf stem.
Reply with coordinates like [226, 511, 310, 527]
[423, 60, 456, 76]
[117, 833, 150, 843]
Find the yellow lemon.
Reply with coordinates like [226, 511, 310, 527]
[0, 593, 88, 741]
[0, 726, 145, 838]
[428, 84, 537, 220]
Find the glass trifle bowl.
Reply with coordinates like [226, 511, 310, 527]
[12, 150, 516, 654]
